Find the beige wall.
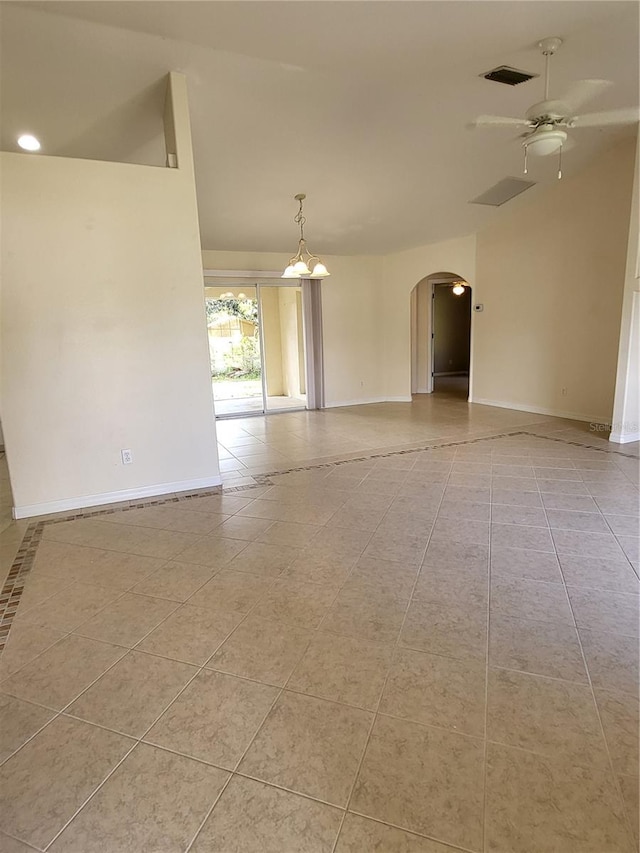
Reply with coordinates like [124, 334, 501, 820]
[381, 236, 477, 400]
[1, 74, 219, 517]
[202, 250, 384, 407]
[611, 132, 640, 443]
[473, 136, 636, 423]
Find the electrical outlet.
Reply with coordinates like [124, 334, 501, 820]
[121, 449, 133, 465]
[561, 388, 568, 396]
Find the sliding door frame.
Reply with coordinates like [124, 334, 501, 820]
[203, 270, 324, 418]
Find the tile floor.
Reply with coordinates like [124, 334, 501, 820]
[0, 398, 638, 852]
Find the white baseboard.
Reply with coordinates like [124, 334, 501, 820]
[472, 398, 609, 425]
[12, 475, 224, 520]
[609, 431, 640, 444]
[325, 395, 412, 408]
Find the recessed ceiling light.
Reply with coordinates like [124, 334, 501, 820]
[17, 134, 41, 152]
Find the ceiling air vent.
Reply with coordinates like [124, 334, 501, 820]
[482, 66, 537, 86]
[470, 178, 535, 207]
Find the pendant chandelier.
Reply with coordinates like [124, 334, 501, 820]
[282, 194, 330, 279]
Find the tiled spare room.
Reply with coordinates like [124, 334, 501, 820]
[0, 403, 638, 852]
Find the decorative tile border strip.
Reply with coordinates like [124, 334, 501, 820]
[1, 429, 637, 654]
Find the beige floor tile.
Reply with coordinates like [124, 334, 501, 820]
[74, 550, 166, 590]
[430, 517, 490, 547]
[310, 525, 373, 556]
[568, 587, 639, 637]
[400, 596, 487, 661]
[437, 499, 490, 522]
[606, 514, 640, 536]
[0, 694, 55, 763]
[240, 690, 372, 807]
[251, 578, 337, 629]
[173, 535, 248, 568]
[558, 553, 640, 594]
[487, 668, 609, 768]
[490, 546, 562, 583]
[207, 615, 311, 686]
[490, 576, 574, 625]
[492, 488, 543, 507]
[238, 499, 336, 525]
[345, 557, 418, 600]
[489, 615, 588, 682]
[280, 549, 358, 587]
[380, 648, 486, 737]
[0, 832, 38, 852]
[491, 523, 554, 553]
[541, 493, 599, 512]
[145, 669, 278, 769]
[75, 592, 178, 647]
[130, 560, 216, 602]
[579, 627, 639, 695]
[137, 604, 243, 665]
[226, 541, 300, 577]
[191, 776, 342, 853]
[43, 518, 199, 559]
[183, 494, 254, 515]
[335, 814, 456, 853]
[422, 540, 489, 572]
[491, 505, 548, 527]
[14, 574, 70, 612]
[538, 478, 589, 495]
[322, 587, 408, 644]
[0, 623, 66, 681]
[619, 773, 639, 849]
[212, 515, 274, 541]
[350, 714, 484, 851]
[256, 520, 321, 548]
[48, 742, 228, 853]
[187, 569, 273, 614]
[16, 582, 120, 633]
[66, 650, 196, 737]
[485, 742, 634, 853]
[595, 688, 639, 777]
[288, 632, 393, 710]
[547, 509, 610, 533]
[28, 540, 108, 581]
[0, 715, 132, 849]
[552, 528, 625, 558]
[1, 635, 126, 710]
[362, 529, 429, 565]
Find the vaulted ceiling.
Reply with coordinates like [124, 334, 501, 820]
[1, 1, 638, 254]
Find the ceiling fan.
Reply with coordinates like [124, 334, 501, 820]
[473, 36, 640, 178]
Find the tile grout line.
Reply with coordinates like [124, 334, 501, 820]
[183, 495, 385, 851]
[328, 449, 451, 853]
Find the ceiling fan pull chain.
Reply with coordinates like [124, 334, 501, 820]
[557, 144, 563, 180]
[523, 145, 528, 175]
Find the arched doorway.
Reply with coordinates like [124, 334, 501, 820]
[410, 272, 473, 401]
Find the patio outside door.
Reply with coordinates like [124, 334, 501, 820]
[204, 281, 307, 417]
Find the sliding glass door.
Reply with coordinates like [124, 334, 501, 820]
[204, 280, 307, 417]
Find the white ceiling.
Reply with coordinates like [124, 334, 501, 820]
[1, 1, 638, 255]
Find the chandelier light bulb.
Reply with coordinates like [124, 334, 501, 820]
[452, 283, 465, 296]
[311, 263, 330, 278]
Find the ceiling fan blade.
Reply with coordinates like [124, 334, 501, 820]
[571, 106, 640, 127]
[472, 115, 528, 128]
[558, 79, 613, 112]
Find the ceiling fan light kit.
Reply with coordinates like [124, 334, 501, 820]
[473, 35, 639, 182]
[282, 194, 330, 279]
